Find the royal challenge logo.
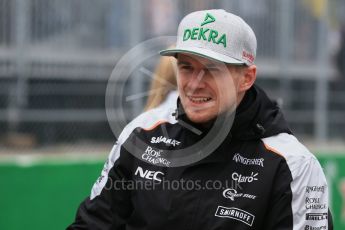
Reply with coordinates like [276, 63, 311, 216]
[141, 146, 171, 167]
[182, 13, 227, 48]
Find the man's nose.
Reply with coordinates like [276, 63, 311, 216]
[187, 70, 206, 90]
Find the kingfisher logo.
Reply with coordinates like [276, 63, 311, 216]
[306, 186, 325, 194]
[182, 13, 227, 48]
[232, 153, 264, 167]
[134, 166, 164, 182]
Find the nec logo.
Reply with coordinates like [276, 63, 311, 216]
[134, 166, 164, 182]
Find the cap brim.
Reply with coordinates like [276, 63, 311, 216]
[159, 47, 245, 65]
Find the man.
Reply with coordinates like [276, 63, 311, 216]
[68, 9, 333, 229]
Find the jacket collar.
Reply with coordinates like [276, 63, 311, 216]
[174, 84, 291, 141]
[172, 85, 292, 165]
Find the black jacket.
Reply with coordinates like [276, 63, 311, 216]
[68, 85, 333, 230]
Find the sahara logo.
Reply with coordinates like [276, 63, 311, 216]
[151, 136, 181, 146]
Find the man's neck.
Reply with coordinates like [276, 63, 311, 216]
[236, 92, 246, 108]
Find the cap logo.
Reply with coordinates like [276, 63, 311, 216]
[242, 51, 254, 63]
[200, 13, 216, 26]
[182, 13, 227, 48]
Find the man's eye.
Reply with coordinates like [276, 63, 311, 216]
[180, 66, 193, 71]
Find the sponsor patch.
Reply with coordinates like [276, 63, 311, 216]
[242, 51, 254, 63]
[215, 206, 255, 226]
[232, 172, 258, 183]
[150, 136, 181, 146]
[222, 188, 256, 201]
[141, 146, 171, 167]
[182, 13, 227, 48]
[305, 213, 328, 221]
[134, 166, 164, 182]
[306, 186, 325, 194]
[305, 197, 327, 210]
[232, 153, 264, 167]
[304, 225, 327, 230]
[94, 159, 110, 185]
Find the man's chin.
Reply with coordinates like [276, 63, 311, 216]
[185, 111, 216, 124]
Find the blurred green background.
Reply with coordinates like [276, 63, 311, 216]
[0, 157, 103, 230]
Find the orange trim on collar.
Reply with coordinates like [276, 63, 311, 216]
[143, 120, 168, 131]
[263, 142, 286, 159]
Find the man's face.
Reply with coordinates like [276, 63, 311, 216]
[177, 54, 244, 123]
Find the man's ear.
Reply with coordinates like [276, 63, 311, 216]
[240, 65, 256, 92]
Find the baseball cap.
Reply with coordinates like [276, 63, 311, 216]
[160, 9, 257, 66]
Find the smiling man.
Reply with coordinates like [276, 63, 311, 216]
[68, 9, 333, 230]
[175, 53, 254, 123]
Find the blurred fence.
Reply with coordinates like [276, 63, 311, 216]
[0, 0, 345, 147]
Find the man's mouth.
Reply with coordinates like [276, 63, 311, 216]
[187, 96, 212, 104]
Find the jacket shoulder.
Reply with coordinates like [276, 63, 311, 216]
[118, 107, 177, 144]
[261, 133, 317, 178]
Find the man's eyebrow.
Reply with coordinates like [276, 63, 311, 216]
[204, 63, 220, 68]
